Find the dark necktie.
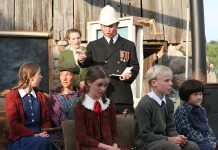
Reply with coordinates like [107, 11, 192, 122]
[161, 101, 166, 107]
[109, 38, 113, 46]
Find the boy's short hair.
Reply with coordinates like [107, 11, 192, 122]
[179, 79, 204, 102]
[146, 65, 173, 86]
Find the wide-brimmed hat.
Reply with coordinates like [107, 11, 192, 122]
[99, 5, 119, 26]
[58, 62, 80, 74]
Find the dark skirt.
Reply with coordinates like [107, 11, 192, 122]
[8, 136, 57, 150]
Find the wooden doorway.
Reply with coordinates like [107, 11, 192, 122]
[142, 41, 167, 95]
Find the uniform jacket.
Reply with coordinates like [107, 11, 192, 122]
[5, 89, 51, 142]
[79, 35, 139, 104]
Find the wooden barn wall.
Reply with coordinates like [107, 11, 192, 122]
[0, 0, 191, 43]
[0, 0, 52, 31]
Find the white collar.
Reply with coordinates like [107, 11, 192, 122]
[67, 45, 81, 52]
[18, 89, 37, 98]
[82, 94, 110, 111]
[148, 91, 166, 106]
[104, 34, 118, 44]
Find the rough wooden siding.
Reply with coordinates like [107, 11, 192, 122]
[121, 0, 141, 17]
[32, 0, 52, 31]
[162, 0, 186, 43]
[0, 0, 52, 31]
[142, 0, 164, 40]
[105, 0, 121, 13]
[141, 0, 191, 43]
[42, 0, 53, 31]
[0, 0, 191, 44]
[162, 0, 175, 43]
[173, 0, 183, 43]
[181, 0, 191, 42]
[74, 0, 87, 41]
[14, 0, 32, 30]
[0, 0, 15, 29]
[73, 0, 105, 41]
[53, 0, 74, 40]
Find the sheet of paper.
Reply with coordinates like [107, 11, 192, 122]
[109, 66, 133, 77]
[122, 67, 133, 75]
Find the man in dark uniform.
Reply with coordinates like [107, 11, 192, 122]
[77, 5, 139, 114]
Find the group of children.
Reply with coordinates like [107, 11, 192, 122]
[5, 61, 217, 150]
[134, 65, 217, 150]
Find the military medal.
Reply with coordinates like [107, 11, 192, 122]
[125, 52, 130, 61]
[120, 51, 124, 61]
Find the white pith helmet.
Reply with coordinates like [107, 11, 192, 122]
[99, 5, 119, 26]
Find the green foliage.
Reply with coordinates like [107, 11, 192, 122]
[206, 41, 218, 77]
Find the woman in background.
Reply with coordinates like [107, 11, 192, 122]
[58, 28, 88, 90]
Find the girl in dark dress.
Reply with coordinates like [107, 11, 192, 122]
[5, 62, 56, 150]
[74, 66, 122, 150]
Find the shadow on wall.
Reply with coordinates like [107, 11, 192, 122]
[85, 0, 188, 30]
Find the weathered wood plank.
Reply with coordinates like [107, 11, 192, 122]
[162, 0, 176, 43]
[91, 0, 105, 21]
[0, 0, 15, 29]
[181, 0, 191, 42]
[33, 1, 43, 30]
[121, 0, 141, 17]
[142, 0, 164, 40]
[162, 0, 187, 43]
[42, 0, 53, 31]
[53, 0, 74, 40]
[105, 0, 121, 17]
[63, 0, 74, 39]
[173, 0, 183, 43]
[74, 0, 104, 41]
[74, 0, 87, 41]
[14, 0, 33, 30]
[53, 0, 62, 40]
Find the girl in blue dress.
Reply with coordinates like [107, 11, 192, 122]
[5, 62, 56, 150]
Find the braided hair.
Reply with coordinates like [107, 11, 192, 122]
[12, 62, 40, 90]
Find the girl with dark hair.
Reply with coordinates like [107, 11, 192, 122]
[5, 62, 56, 150]
[175, 79, 217, 150]
[74, 66, 121, 150]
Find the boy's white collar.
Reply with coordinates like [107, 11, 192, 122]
[148, 91, 166, 106]
[82, 94, 110, 111]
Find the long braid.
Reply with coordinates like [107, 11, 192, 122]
[1, 63, 39, 96]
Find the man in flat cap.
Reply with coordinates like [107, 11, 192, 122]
[78, 5, 139, 114]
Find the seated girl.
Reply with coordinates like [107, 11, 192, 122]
[49, 61, 80, 127]
[5, 62, 56, 150]
[74, 66, 123, 150]
[175, 79, 218, 150]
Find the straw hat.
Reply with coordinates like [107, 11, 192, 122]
[99, 5, 119, 26]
